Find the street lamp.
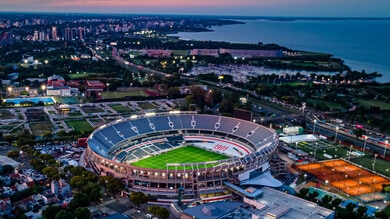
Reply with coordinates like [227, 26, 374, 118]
[372, 154, 378, 171]
[348, 145, 353, 161]
[41, 85, 46, 96]
[334, 126, 339, 144]
[7, 87, 12, 98]
[295, 142, 298, 150]
[363, 136, 368, 154]
[313, 119, 317, 135]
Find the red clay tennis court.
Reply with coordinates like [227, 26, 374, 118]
[297, 159, 390, 200]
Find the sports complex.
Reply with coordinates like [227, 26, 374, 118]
[84, 111, 280, 202]
[297, 159, 390, 202]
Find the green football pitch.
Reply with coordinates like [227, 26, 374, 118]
[131, 146, 229, 170]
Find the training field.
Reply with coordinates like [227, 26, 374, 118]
[131, 146, 229, 170]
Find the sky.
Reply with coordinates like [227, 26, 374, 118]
[0, 0, 389, 17]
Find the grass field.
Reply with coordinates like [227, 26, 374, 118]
[0, 110, 14, 120]
[351, 156, 390, 178]
[30, 122, 54, 136]
[65, 120, 94, 133]
[358, 99, 390, 110]
[306, 98, 345, 111]
[137, 102, 157, 110]
[82, 107, 105, 114]
[109, 104, 134, 113]
[101, 91, 147, 99]
[131, 146, 229, 170]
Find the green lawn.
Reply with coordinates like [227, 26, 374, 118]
[351, 156, 390, 178]
[65, 120, 94, 133]
[82, 107, 105, 114]
[0, 110, 14, 119]
[306, 98, 345, 111]
[172, 50, 189, 56]
[30, 122, 54, 136]
[68, 111, 83, 117]
[358, 99, 390, 110]
[296, 141, 362, 162]
[109, 104, 134, 113]
[131, 146, 229, 170]
[102, 91, 147, 99]
[138, 102, 157, 110]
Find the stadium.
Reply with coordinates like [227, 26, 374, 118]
[83, 111, 280, 203]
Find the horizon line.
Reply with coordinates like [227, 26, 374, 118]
[0, 11, 389, 19]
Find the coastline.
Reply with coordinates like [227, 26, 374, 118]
[168, 18, 390, 83]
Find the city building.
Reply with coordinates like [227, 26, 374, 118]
[51, 179, 70, 200]
[180, 187, 335, 219]
[85, 80, 106, 98]
[0, 198, 12, 217]
[46, 75, 71, 96]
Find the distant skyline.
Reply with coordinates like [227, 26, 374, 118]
[0, 0, 389, 17]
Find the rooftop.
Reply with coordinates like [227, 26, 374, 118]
[254, 187, 335, 219]
[182, 201, 243, 219]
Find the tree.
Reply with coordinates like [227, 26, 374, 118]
[6, 150, 19, 158]
[69, 166, 87, 176]
[68, 193, 90, 212]
[74, 207, 90, 219]
[39, 154, 55, 163]
[156, 207, 170, 219]
[29, 158, 46, 171]
[32, 185, 43, 194]
[20, 145, 35, 155]
[1, 164, 14, 174]
[298, 188, 309, 198]
[42, 166, 60, 180]
[99, 175, 124, 197]
[321, 195, 332, 207]
[129, 191, 148, 208]
[331, 198, 342, 208]
[55, 210, 74, 219]
[80, 183, 102, 203]
[70, 176, 88, 190]
[356, 206, 367, 219]
[308, 191, 319, 202]
[353, 128, 365, 138]
[42, 205, 62, 219]
[167, 87, 181, 99]
[148, 206, 160, 215]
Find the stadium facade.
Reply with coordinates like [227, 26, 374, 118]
[84, 112, 279, 202]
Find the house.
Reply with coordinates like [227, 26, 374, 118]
[0, 198, 12, 217]
[2, 186, 16, 196]
[40, 192, 58, 205]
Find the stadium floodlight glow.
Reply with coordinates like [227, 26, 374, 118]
[169, 110, 181, 114]
[145, 112, 156, 117]
[130, 115, 138, 119]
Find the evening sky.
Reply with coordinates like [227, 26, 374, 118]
[0, 0, 389, 17]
